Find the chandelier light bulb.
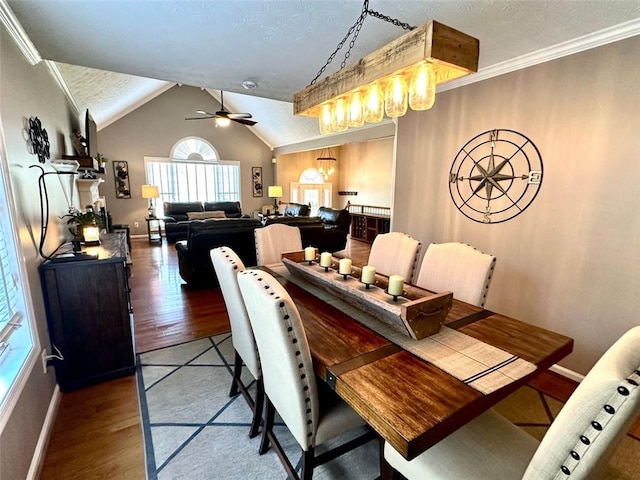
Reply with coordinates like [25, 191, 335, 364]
[319, 102, 334, 135]
[348, 89, 365, 128]
[384, 73, 408, 118]
[332, 97, 348, 131]
[409, 62, 436, 111]
[364, 82, 384, 123]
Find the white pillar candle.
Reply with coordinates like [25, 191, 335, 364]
[361, 265, 376, 284]
[304, 246, 317, 261]
[320, 252, 332, 267]
[388, 275, 404, 296]
[339, 258, 352, 275]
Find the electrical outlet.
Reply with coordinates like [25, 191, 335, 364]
[134, 221, 139, 228]
[41, 349, 48, 374]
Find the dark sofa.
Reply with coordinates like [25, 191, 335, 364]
[175, 218, 262, 287]
[175, 207, 351, 288]
[282, 202, 310, 217]
[162, 201, 247, 243]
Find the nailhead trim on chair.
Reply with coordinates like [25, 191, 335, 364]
[553, 369, 640, 478]
[250, 270, 315, 443]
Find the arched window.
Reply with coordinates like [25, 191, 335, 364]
[290, 168, 332, 215]
[145, 137, 240, 217]
[170, 137, 219, 161]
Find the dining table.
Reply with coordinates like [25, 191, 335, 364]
[263, 258, 574, 471]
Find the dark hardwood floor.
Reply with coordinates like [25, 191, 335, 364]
[38, 235, 638, 478]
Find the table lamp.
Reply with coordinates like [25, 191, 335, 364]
[141, 184, 160, 218]
[268, 185, 283, 214]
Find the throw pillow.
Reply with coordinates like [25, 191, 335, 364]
[186, 210, 226, 220]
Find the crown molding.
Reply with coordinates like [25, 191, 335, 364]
[0, 0, 41, 65]
[440, 17, 640, 93]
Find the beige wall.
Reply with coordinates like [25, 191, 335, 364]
[277, 137, 394, 210]
[393, 35, 640, 374]
[97, 85, 273, 234]
[338, 137, 394, 208]
[0, 25, 79, 480]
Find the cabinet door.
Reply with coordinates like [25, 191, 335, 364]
[41, 261, 134, 391]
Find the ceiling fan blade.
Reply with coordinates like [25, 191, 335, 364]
[196, 110, 215, 115]
[185, 116, 215, 120]
[228, 113, 253, 119]
[231, 118, 257, 126]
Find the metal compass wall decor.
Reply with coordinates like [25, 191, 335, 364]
[28, 116, 51, 163]
[448, 129, 543, 224]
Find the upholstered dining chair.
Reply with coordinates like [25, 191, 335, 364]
[237, 269, 376, 480]
[367, 232, 422, 282]
[384, 326, 640, 479]
[209, 247, 263, 439]
[414, 242, 496, 307]
[254, 223, 302, 266]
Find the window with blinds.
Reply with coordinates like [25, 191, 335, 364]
[0, 154, 36, 414]
[144, 138, 241, 218]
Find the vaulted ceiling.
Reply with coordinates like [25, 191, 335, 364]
[5, 0, 640, 150]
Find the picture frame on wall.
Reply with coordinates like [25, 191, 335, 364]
[113, 161, 131, 199]
[252, 166, 263, 197]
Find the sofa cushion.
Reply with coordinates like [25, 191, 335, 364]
[187, 210, 226, 220]
[163, 202, 204, 222]
[283, 203, 310, 217]
[204, 201, 243, 218]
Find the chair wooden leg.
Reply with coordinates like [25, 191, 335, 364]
[259, 397, 275, 455]
[379, 439, 404, 480]
[300, 447, 315, 480]
[249, 378, 264, 438]
[228, 350, 242, 397]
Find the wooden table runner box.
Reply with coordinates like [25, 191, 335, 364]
[281, 252, 452, 340]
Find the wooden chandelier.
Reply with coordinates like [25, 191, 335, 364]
[293, 21, 479, 134]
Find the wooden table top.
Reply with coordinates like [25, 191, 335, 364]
[267, 268, 574, 461]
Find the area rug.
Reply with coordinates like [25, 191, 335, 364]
[137, 334, 640, 480]
[136, 333, 379, 480]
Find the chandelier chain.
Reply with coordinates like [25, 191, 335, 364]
[308, 0, 416, 87]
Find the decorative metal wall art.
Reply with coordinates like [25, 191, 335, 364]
[252, 166, 263, 197]
[28, 117, 50, 163]
[449, 129, 543, 224]
[113, 161, 131, 198]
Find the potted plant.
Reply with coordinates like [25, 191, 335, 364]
[63, 210, 105, 248]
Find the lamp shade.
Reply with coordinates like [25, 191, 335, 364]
[141, 185, 160, 199]
[268, 185, 283, 198]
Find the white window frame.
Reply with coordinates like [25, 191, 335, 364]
[144, 138, 241, 217]
[290, 167, 332, 216]
[0, 126, 40, 432]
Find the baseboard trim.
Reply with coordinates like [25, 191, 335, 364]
[26, 384, 61, 480]
[550, 364, 585, 383]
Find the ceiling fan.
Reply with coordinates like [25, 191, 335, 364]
[185, 91, 257, 126]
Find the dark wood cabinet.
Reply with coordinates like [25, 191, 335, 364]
[39, 233, 134, 392]
[348, 204, 391, 243]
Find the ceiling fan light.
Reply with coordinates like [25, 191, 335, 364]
[215, 116, 231, 127]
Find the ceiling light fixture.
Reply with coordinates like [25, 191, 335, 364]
[242, 80, 258, 90]
[293, 0, 479, 135]
[316, 148, 337, 180]
[215, 116, 231, 127]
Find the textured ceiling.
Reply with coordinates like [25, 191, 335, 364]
[6, 0, 640, 149]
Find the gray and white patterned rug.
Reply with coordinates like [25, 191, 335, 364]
[136, 333, 380, 480]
